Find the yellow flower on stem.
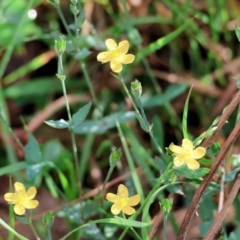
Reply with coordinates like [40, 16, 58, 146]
[4, 182, 39, 215]
[169, 138, 206, 170]
[97, 39, 135, 73]
[106, 184, 140, 215]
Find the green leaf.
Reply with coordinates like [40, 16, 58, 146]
[235, 26, 240, 42]
[199, 220, 213, 237]
[75, 11, 85, 29]
[25, 133, 42, 163]
[198, 198, 216, 221]
[174, 166, 210, 179]
[237, 78, 240, 89]
[42, 140, 63, 162]
[82, 225, 106, 240]
[224, 167, 240, 183]
[0, 162, 27, 176]
[182, 86, 193, 139]
[73, 111, 135, 134]
[74, 48, 91, 60]
[141, 83, 188, 108]
[26, 162, 44, 182]
[229, 228, 240, 240]
[15, 215, 30, 224]
[44, 119, 69, 129]
[152, 115, 164, 148]
[72, 102, 91, 129]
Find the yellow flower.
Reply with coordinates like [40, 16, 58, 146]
[169, 138, 206, 170]
[4, 182, 39, 215]
[106, 184, 140, 215]
[97, 39, 135, 73]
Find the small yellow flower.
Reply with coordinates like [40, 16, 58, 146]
[4, 182, 39, 215]
[106, 184, 140, 215]
[169, 138, 206, 170]
[97, 39, 135, 73]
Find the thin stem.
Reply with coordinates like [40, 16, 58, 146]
[163, 215, 168, 240]
[47, 228, 53, 240]
[80, 61, 102, 115]
[55, 3, 102, 114]
[101, 166, 114, 197]
[26, 212, 40, 240]
[116, 120, 144, 197]
[60, 80, 82, 196]
[119, 74, 163, 154]
[122, 214, 142, 240]
[0, 218, 27, 240]
[0, 112, 25, 151]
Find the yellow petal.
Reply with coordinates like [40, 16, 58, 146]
[111, 203, 122, 215]
[192, 147, 206, 159]
[105, 39, 117, 51]
[110, 59, 122, 73]
[122, 205, 135, 215]
[118, 184, 129, 198]
[14, 203, 25, 215]
[169, 143, 185, 154]
[128, 194, 140, 206]
[186, 158, 200, 170]
[118, 40, 129, 54]
[26, 187, 37, 200]
[15, 182, 25, 193]
[182, 139, 193, 150]
[173, 156, 185, 167]
[24, 200, 39, 209]
[106, 193, 119, 203]
[4, 193, 18, 203]
[97, 51, 112, 63]
[120, 54, 135, 64]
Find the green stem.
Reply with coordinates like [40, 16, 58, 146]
[80, 61, 102, 115]
[0, 112, 25, 152]
[0, 218, 27, 240]
[55, 3, 102, 114]
[163, 215, 168, 240]
[116, 120, 144, 197]
[47, 228, 52, 240]
[60, 79, 82, 197]
[101, 166, 114, 197]
[119, 74, 163, 154]
[27, 212, 40, 240]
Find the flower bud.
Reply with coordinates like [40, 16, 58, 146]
[160, 198, 173, 216]
[131, 79, 142, 99]
[55, 37, 66, 56]
[109, 149, 122, 167]
[43, 212, 55, 229]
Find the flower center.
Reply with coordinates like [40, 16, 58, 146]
[119, 197, 128, 207]
[110, 50, 121, 59]
[16, 193, 27, 203]
[181, 149, 192, 159]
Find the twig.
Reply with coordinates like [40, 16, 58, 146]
[218, 166, 225, 212]
[203, 174, 240, 240]
[178, 90, 240, 240]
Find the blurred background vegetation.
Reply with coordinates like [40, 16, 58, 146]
[1, 0, 240, 239]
